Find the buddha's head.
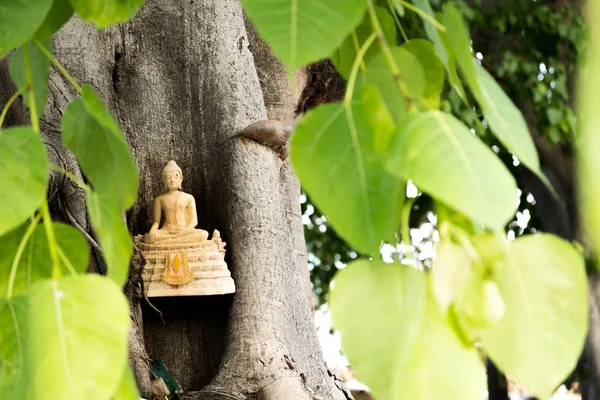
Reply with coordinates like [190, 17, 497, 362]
[162, 160, 183, 191]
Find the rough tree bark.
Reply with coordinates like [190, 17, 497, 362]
[0, 1, 349, 399]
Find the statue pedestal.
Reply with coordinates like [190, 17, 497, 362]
[133, 235, 235, 297]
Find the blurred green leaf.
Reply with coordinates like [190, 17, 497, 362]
[0, 0, 53, 57]
[387, 111, 517, 231]
[332, 6, 395, 80]
[484, 234, 588, 399]
[61, 85, 138, 211]
[243, 0, 368, 72]
[403, 39, 445, 109]
[0, 296, 29, 399]
[431, 242, 471, 311]
[9, 40, 51, 114]
[70, 0, 144, 28]
[34, 0, 74, 41]
[291, 85, 402, 254]
[0, 127, 47, 236]
[111, 363, 141, 400]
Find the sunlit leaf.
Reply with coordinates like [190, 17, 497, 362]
[363, 48, 424, 122]
[87, 191, 132, 287]
[70, 0, 144, 28]
[411, 0, 467, 99]
[61, 85, 139, 211]
[0, 127, 47, 236]
[0, 0, 53, 57]
[29, 275, 130, 399]
[331, 6, 395, 80]
[330, 261, 426, 400]
[243, 0, 368, 72]
[0, 296, 28, 399]
[111, 363, 141, 400]
[442, 3, 480, 98]
[9, 40, 51, 115]
[431, 242, 471, 311]
[403, 39, 445, 109]
[474, 64, 541, 176]
[291, 85, 402, 254]
[387, 111, 518, 231]
[0, 222, 89, 297]
[483, 234, 588, 399]
[34, 0, 74, 41]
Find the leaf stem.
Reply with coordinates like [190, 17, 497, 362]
[398, 0, 446, 32]
[49, 163, 87, 190]
[23, 43, 40, 132]
[7, 213, 41, 299]
[367, 0, 411, 100]
[0, 86, 26, 128]
[344, 33, 377, 106]
[401, 195, 417, 260]
[57, 247, 78, 276]
[33, 40, 82, 93]
[386, 0, 409, 42]
[41, 201, 61, 279]
[351, 31, 368, 73]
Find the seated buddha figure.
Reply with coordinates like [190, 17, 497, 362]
[143, 160, 209, 245]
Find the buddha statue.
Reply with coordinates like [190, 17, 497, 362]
[143, 160, 209, 244]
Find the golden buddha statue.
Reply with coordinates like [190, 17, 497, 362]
[143, 160, 209, 244]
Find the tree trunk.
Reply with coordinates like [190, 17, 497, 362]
[0, 1, 349, 399]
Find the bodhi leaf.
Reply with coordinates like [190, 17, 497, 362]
[34, 0, 74, 41]
[483, 234, 588, 399]
[0, 0, 53, 58]
[28, 275, 130, 400]
[331, 261, 485, 400]
[0, 222, 89, 297]
[291, 85, 402, 254]
[70, 0, 144, 28]
[243, 0, 368, 72]
[387, 111, 518, 231]
[363, 48, 425, 122]
[61, 85, 139, 211]
[402, 39, 445, 109]
[411, 0, 467, 100]
[331, 6, 395, 80]
[0, 296, 28, 400]
[442, 3, 481, 99]
[0, 127, 48, 236]
[87, 191, 132, 287]
[9, 40, 52, 115]
[330, 261, 426, 400]
[111, 363, 141, 400]
[431, 242, 471, 311]
[474, 64, 541, 176]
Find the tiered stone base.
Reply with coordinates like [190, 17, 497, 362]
[133, 235, 235, 297]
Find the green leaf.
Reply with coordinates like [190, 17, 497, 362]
[70, 0, 144, 28]
[473, 64, 541, 175]
[330, 261, 427, 400]
[411, 0, 467, 100]
[28, 275, 130, 399]
[483, 234, 588, 399]
[61, 85, 139, 210]
[291, 85, 402, 254]
[34, 0, 74, 41]
[546, 107, 562, 125]
[243, 0, 368, 72]
[0, 127, 48, 235]
[9, 40, 51, 114]
[111, 363, 141, 400]
[442, 3, 480, 98]
[0, 296, 29, 400]
[387, 111, 518, 231]
[87, 191, 132, 287]
[402, 39, 445, 109]
[363, 47, 424, 122]
[399, 287, 486, 400]
[331, 261, 485, 400]
[0, 222, 89, 297]
[393, 1, 405, 16]
[0, 0, 53, 57]
[431, 242, 471, 311]
[331, 6, 395, 80]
